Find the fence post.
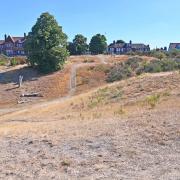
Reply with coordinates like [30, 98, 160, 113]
[18, 75, 23, 88]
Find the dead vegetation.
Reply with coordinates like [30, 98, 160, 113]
[0, 55, 180, 179]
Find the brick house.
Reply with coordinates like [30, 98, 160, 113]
[108, 40, 150, 54]
[168, 43, 180, 51]
[0, 34, 26, 56]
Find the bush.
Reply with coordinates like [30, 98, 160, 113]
[10, 58, 18, 66]
[145, 94, 160, 108]
[174, 58, 180, 68]
[107, 56, 145, 82]
[0, 59, 6, 66]
[161, 59, 179, 71]
[126, 56, 144, 70]
[144, 59, 163, 73]
[169, 49, 180, 58]
[14, 57, 27, 65]
[150, 51, 167, 60]
[107, 56, 180, 83]
[93, 64, 110, 74]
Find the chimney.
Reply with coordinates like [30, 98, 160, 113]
[129, 40, 132, 45]
[113, 40, 116, 44]
[4, 34, 7, 41]
[24, 33, 26, 38]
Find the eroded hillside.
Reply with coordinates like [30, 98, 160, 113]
[0, 69, 179, 179]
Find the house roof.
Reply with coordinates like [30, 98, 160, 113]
[131, 44, 149, 49]
[108, 42, 149, 49]
[169, 43, 180, 49]
[0, 40, 4, 45]
[12, 37, 25, 42]
[108, 43, 125, 48]
[0, 36, 25, 44]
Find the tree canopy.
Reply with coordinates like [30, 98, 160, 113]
[67, 34, 88, 55]
[25, 12, 69, 73]
[116, 40, 125, 44]
[89, 34, 107, 55]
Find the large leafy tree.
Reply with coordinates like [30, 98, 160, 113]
[25, 12, 69, 73]
[89, 34, 107, 54]
[67, 42, 76, 55]
[67, 34, 88, 55]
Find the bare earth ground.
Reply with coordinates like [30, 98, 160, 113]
[0, 56, 180, 179]
[0, 55, 106, 110]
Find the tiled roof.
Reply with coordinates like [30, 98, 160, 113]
[0, 40, 4, 45]
[0, 36, 25, 44]
[109, 43, 125, 48]
[12, 37, 25, 42]
[131, 44, 148, 48]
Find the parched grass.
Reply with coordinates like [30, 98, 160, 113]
[88, 86, 123, 109]
[114, 106, 126, 116]
[83, 57, 95, 63]
[90, 64, 110, 74]
[0, 60, 6, 66]
[144, 91, 171, 108]
[145, 94, 161, 108]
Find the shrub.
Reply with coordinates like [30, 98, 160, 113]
[145, 94, 160, 108]
[107, 56, 180, 83]
[14, 57, 27, 65]
[174, 58, 180, 68]
[0, 59, 6, 66]
[10, 58, 18, 66]
[93, 64, 110, 74]
[169, 49, 180, 58]
[161, 59, 179, 71]
[107, 56, 144, 82]
[144, 59, 163, 73]
[88, 86, 123, 108]
[150, 50, 167, 59]
[144, 59, 179, 73]
[107, 63, 132, 82]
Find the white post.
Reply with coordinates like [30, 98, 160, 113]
[18, 75, 23, 88]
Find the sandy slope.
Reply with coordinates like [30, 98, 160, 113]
[0, 71, 179, 179]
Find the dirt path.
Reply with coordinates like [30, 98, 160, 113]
[0, 56, 105, 116]
[69, 55, 107, 96]
[69, 63, 96, 96]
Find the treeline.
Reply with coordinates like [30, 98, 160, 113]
[67, 34, 107, 55]
[24, 12, 108, 73]
[23, 12, 180, 74]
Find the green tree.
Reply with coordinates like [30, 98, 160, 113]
[89, 34, 107, 54]
[25, 12, 69, 73]
[67, 42, 76, 55]
[73, 34, 88, 55]
[67, 34, 88, 55]
[116, 40, 125, 44]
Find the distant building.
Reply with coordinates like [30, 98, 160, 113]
[0, 34, 26, 56]
[108, 40, 150, 54]
[168, 43, 180, 51]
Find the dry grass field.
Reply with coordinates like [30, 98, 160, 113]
[0, 55, 179, 179]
